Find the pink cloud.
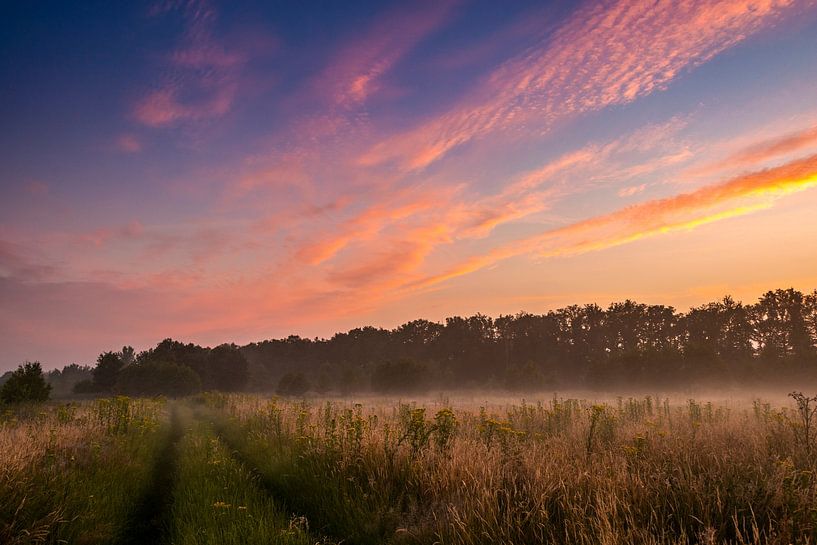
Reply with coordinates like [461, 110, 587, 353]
[293, 185, 459, 265]
[618, 184, 647, 197]
[78, 220, 144, 248]
[24, 180, 49, 196]
[314, 1, 458, 107]
[695, 123, 817, 175]
[133, 0, 248, 128]
[134, 82, 238, 128]
[0, 239, 56, 282]
[116, 133, 142, 153]
[359, 0, 797, 171]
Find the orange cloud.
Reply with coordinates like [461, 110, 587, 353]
[359, 0, 796, 171]
[294, 186, 459, 265]
[290, 116, 692, 284]
[411, 152, 817, 290]
[698, 124, 817, 174]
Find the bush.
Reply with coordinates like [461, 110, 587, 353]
[371, 359, 429, 393]
[116, 360, 201, 397]
[277, 372, 311, 396]
[0, 362, 52, 404]
[504, 361, 552, 391]
[72, 379, 100, 394]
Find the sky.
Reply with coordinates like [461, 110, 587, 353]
[3, 0, 817, 370]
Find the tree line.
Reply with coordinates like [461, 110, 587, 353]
[2, 287, 816, 402]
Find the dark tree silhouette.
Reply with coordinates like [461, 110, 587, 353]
[205, 344, 249, 391]
[48, 363, 92, 397]
[92, 351, 124, 391]
[277, 372, 311, 396]
[1, 362, 51, 404]
[371, 359, 430, 393]
[116, 360, 201, 397]
[752, 289, 815, 360]
[62, 286, 817, 396]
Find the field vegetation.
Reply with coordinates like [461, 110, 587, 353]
[1, 397, 167, 544]
[2, 392, 817, 544]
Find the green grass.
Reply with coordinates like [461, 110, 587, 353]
[168, 406, 325, 545]
[211, 401, 421, 545]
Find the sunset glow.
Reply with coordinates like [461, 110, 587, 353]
[3, 0, 817, 368]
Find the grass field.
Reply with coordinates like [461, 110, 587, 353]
[2, 393, 816, 544]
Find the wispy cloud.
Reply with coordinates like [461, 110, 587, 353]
[133, 0, 248, 128]
[618, 183, 647, 197]
[280, 116, 691, 288]
[0, 239, 56, 282]
[410, 152, 817, 290]
[293, 185, 460, 265]
[116, 133, 142, 153]
[696, 123, 817, 174]
[359, 0, 796, 171]
[315, 0, 458, 107]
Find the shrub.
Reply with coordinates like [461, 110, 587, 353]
[0, 361, 52, 404]
[371, 359, 429, 393]
[72, 379, 100, 394]
[116, 360, 201, 397]
[277, 372, 311, 396]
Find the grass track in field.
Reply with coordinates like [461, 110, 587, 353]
[210, 412, 395, 545]
[118, 402, 183, 545]
[168, 407, 326, 545]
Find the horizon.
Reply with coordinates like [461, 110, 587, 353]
[4, 0, 817, 370]
[7, 284, 815, 371]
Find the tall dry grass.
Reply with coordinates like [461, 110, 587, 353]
[205, 393, 817, 545]
[0, 397, 167, 544]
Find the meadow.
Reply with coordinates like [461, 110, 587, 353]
[2, 392, 816, 545]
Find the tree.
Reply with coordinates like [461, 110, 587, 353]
[504, 361, 551, 391]
[116, 361, 201, 397]
[47, 363, 93, 398]
[92, 351, 124, 391]
[205, 344, 249, 391]
[683, 296, 753, 376]
[120, 346, 136, 366]
[0, 362, 52, 404]
[139, 339, 209, 378]
[371, 359, 429, 393]
[752, 289, 813, 360]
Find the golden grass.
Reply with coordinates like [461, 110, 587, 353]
[207, 393, 817, 544]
